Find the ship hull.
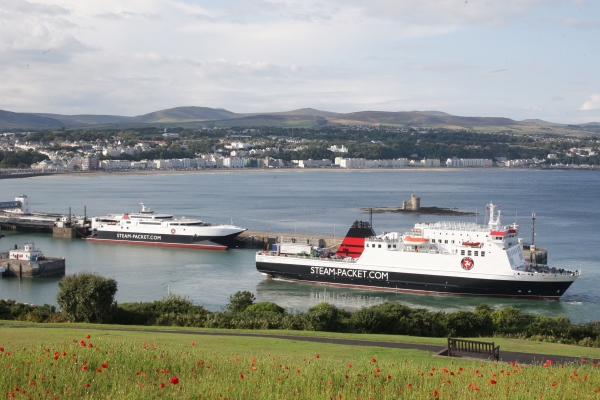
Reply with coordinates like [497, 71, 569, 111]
[86, 230, 242, 250]
[256, 260, 575, 300]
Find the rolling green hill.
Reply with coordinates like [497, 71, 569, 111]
[1, 106, 598, 136]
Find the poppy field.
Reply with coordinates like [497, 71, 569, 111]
[1, 328, 599, 399]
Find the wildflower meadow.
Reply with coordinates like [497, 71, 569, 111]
[1, 329, 599, 399]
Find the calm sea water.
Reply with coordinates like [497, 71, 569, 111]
[0, 169, 599, 322]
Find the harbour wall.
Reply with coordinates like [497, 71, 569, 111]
[236, 230, 342, 249]
[0, 258, 65, 278]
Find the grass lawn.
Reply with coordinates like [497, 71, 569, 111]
[1, 323, 599, 399]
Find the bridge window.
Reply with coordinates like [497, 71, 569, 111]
[468, 250, 472, 256]
[461, 250, 465, 255]
[444, 240, 448, 244]
[481, 251, 485, 257]
[378, 244, 381, 248]
[474, 251, 479, 256]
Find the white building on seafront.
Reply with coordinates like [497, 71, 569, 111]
[334, 157, 408, 169]
[445, 157, 493, 167]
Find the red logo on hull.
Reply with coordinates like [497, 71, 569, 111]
[461, 257, 474, 270]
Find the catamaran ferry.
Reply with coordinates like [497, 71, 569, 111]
[87, 204, 246, 250]
[256, 203, 579, 299]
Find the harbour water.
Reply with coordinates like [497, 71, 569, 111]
[0, 169, 599, 322]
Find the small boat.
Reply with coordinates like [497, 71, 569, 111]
[403, 235, 429, 246]
[462, 241, 482, 247]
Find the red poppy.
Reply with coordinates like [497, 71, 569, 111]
[8, 393, 14, 398]
[160, 383, 165, 388]
[169, 377, 179, 385]
[102, 363, 108, 368]
[387, 374, 392, 380]
[473, 386, 479, 391]
[191, 342, 194, 346]
[96, 368, 102, 372]
[315, 354, 320, 358]
[83, 383, 90, 388]
[551, 382, 557, 387]
[239, 374, 244, 379]
[406, 383, 412, 388]
[296, 369, 300, 373]
[344, 375, 348, 379]
[348, 364, 352, 368]
[0, 347, 4, 352]
[82, 366, 88, 371]
[371, 358, 377, 363]
[376, 368, 380, 373]
[490, 380, 497, 385]
[86, 335, 90, 339]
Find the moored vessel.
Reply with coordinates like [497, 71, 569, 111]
[256, 203, 580, 299]
[86, 203, 246, 250]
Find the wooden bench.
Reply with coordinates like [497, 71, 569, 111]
[447, 338, 500, 361]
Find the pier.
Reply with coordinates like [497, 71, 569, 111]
[236, 230, 342, 249]
[0, 243, 65, 278]
[0, 194, 89, 237]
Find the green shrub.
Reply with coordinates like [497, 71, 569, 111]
[56, 272, 117, 323]
[491, 307, 528, 334]
[246, 302, 285, 314]
[226, 291, 256, 313]
[445, 310, 493, 337]
[304, 303, 350, 331]
[115, 295, 208, 326]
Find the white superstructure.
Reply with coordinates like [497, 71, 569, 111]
[256, 203, 579, 299]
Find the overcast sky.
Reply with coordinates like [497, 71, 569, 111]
[1, 0, 599, 123]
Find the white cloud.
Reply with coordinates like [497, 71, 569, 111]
[549, 18, 600, 29]
[0, 0, 596, 124]
[580, 94, 600, 110]
[346, 0, 557, 26]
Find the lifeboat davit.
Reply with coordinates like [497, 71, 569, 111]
[403, 236, 429, 247]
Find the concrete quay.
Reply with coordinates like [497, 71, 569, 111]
[236, 230, 342, 249]
[0, 258, 65, 278]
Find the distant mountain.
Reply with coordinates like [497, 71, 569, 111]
[130, 106, 237, 123]
[0, 109, 64, 130]
[520, 119, 558, 126]
[267, 108, 341, 117]
[419, 111, 452, 117]
[1, 106, 599, 135]
[32, 113, 130, 126]
[328, 111, 519, 127]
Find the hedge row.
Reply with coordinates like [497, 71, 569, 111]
[3, 295, 600, 348]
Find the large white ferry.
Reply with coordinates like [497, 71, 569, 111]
[256, 203, 580, 299]
[87, 204, 246, 250]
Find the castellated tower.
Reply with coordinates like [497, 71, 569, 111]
[401, 193, 421, 210]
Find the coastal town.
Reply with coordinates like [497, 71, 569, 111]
[1, 125, 599, 176]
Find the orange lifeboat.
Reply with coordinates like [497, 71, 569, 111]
[462, 241, 482, 247]
[403, 236, 429, 247]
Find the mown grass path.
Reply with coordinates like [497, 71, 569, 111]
[3, 322, 599, 365]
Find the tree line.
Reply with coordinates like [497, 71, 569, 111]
[1, 273, 599, 349]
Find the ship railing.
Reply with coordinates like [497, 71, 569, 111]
[514, 264, 579, 276]
[426, 222, 490, 232]
[260, 251, 358, 263]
